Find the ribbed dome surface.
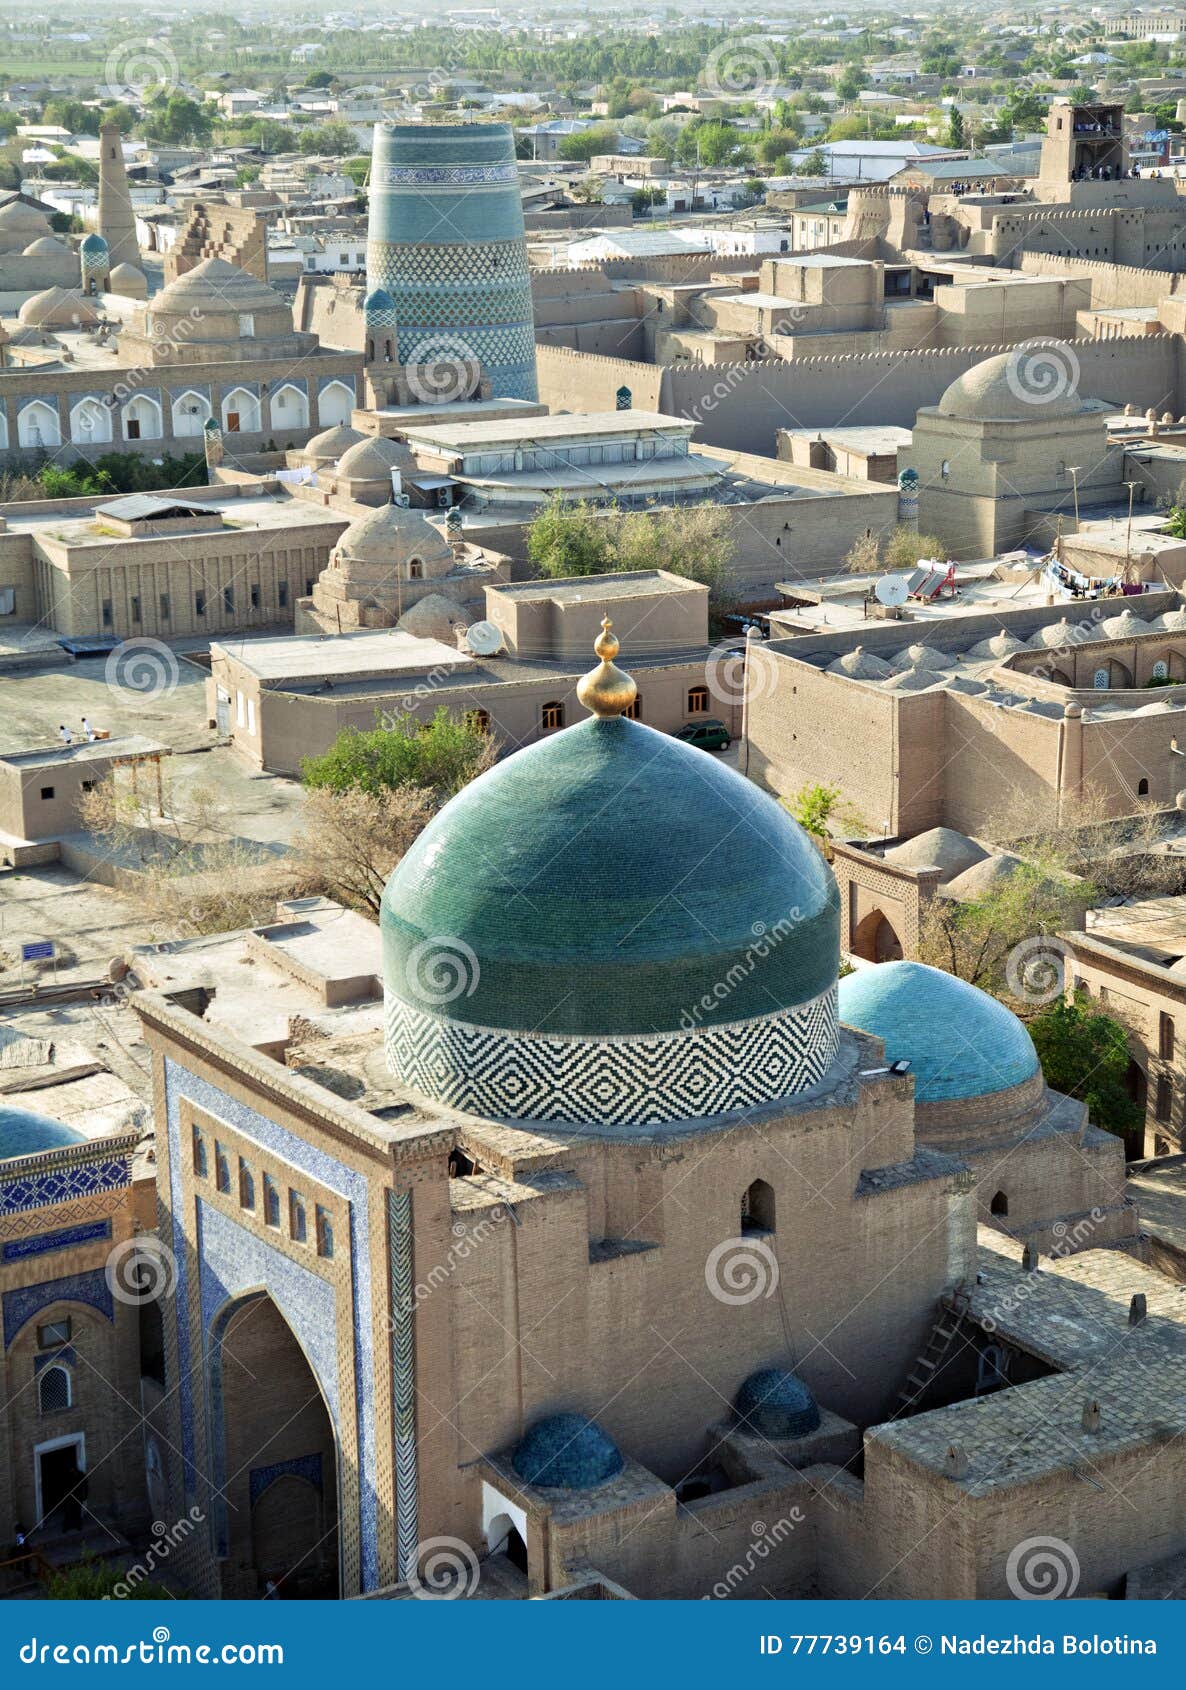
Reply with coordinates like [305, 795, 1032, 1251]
[838, 961, 1040, 1102]
[735, 1368, 821, 1439]
[512, 1414, 623, 1489]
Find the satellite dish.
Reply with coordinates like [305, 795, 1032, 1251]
[464, 619, 502, 656]
[875, 575, 910, 608]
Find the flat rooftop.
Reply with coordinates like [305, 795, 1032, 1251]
[781, 424, 912, 455]
[402, 410, 691, 449]
[0, 733, 169, 770]
[213, 628, 475, 684]
[2, 488, 347, 545]
[491, 570, 705, 603]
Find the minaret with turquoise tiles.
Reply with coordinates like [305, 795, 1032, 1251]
[366, 122, 538, 403]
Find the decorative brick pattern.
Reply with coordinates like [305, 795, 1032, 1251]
[1, 1219, 111, 1261]
[3, 1267, 113, 1349]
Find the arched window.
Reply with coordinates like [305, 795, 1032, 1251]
[39, 1364, 71, 1415]
[407, 558, 424, 580]
[1138, 777, 1150, 796]
[687, 685, 709, 715]
[541, 700, 564, 733]
[990, 1190, 1008, 1217]
[171, 391, 212, 438]
[317, 380, 354, 427]
[741, 1178, 775, 1235]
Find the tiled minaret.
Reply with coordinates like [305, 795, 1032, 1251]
[366, 122, 538, 402]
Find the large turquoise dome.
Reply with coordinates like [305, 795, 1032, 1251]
[0, 1105, 85, 1160]
[382, 711, 840, 1127]
[838, 961, 1041, 1102]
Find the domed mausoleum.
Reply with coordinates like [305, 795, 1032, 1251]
[382, 621, 840, 1127]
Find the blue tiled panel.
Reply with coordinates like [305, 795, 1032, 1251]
[0, 1158, 129, 1216]
[163, 1060, 378, 1590]
[249, 1452, 323, 1508]
[2, 1220, 111, 1262]
[3, 1268, 113, 1349]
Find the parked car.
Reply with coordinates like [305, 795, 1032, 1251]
[674, 718, 731, 752]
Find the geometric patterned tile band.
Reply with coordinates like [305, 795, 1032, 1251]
[384, 987, 839, 1128]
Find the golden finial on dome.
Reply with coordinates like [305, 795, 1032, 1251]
[577, 617, 638, 719]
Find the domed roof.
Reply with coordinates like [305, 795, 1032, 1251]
[22, 235, 67, 256]
[881, 827, 988, 882]
[838, 961, 1040, 1102]
[967, 629, 1027, 660]
[383, 625, 841, 1127]
[0, 198, 50, 233]
[363, 286, 396, 315]
[17, 286, 99, 327]
[110, 260, 144, 283]
[396, 593, 466, 642]
[512, 1414, 623, 1489]
[335, 434, 414, 478]
[1097, 609, 1150, 640]
[827, 646, 892, 680]
[735, 1369, 821, 1440]
[383, 715, 838, 1041]
[79, 231, 109, 255]
[889, 643, 950, 673]
[336, 502, 450, 567]
[150, 256, 285, 317]
[1149, 607, 1186, 633]
[0, 1104, 85, 1161]
[936, 351, 1093, 423]
[1028, 618, 1079, 649]
[303, 423, 364, 462]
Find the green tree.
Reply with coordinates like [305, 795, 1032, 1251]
[46, 1556, 178, 1601]
[302, 707, 495, 800]
[946, 107, 966, 149]
[917, 859, 1092, 998]
[884, 526, 946, 570]
[788, 783, 841, 840]
[557, 124, 620, 162]
[527, 495, 614, 578]
[1028, 994, 1142, 1143]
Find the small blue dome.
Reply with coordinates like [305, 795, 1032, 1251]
[512, 1414, 623, 1489]
[79, 232, 108, 255]
[0, 1105, 86, 1161]
[735, 1369, 821, 1439]
[838, 961, 1041, 1103]
[363, 286, 396, 316]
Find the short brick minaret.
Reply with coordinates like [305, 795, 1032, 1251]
[97, 121, 139, 269]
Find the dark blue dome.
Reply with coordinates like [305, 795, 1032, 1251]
[0, 1105, 85, 1161]
[735, 1369, 821, 1439]
[363, 286, 396, 316]
[512, 1413, 623, 1489]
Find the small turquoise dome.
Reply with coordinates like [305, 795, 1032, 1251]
[363, 286, 396, 314]
[382, 715, 839, 1039]
[79, 232, 108, 255]
[0, 1105, 85, 1160]
[838, 961, 1041, 1102]
[512, 1413, 623, 1489]
[735, 1369, 821, 1439]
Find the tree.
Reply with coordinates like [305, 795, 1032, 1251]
[301, 707, 496, 801]
[801, 147, 828, 175]
[557, 124, 619, 162]
[946, 107, 966, 148]
[289, 785, 435, 915]
[46, 1556, 178, 1601]
[917, 858, 1092, 998]
[844, 531, 881, 574]
[77, 776, 287, 939]
[884, 526, 946, 570]
[527, 496, 614, 578]
[1028, 994, 1142, 1142]
[142, 91, 213, 146]
[526, 498, 736, 603]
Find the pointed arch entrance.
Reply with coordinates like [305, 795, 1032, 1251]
[209, 1292, 339, 1597]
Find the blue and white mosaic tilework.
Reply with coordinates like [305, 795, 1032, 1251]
[163, 1060, 379, 1591]
[0, 1158, 129, 1216]
[3, 1267, 113, 1349]
[2, 1220, 111, 1262]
